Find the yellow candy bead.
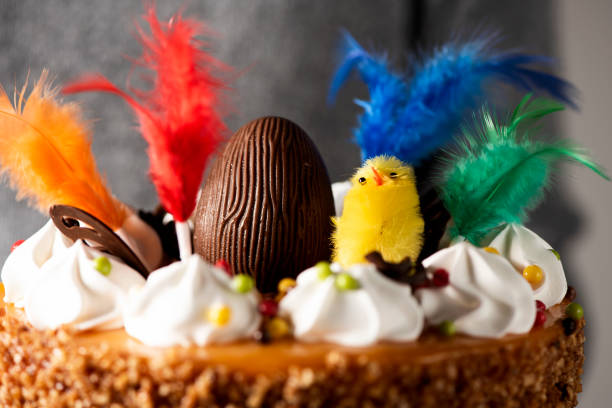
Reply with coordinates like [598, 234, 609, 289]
[278, 278, 297, 293]
[266, 317, 290, 339]
[483, 247, 500, 255]
[206, 305, 232, 327]
[522, 265, 544, 285]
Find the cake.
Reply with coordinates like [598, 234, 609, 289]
[0, 6, 604, 408]
[0, 284, 584, 407]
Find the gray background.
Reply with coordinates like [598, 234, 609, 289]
[0, 1, 610, 406]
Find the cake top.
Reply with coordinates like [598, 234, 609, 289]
[0, 5, 605, 348]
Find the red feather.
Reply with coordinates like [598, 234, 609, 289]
[64, 6, 230, 222]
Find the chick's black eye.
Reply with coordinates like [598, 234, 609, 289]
[358, 177, 366, 184]
[389, 172, 398, 178]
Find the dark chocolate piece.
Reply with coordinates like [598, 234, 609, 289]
[50, 205, 149, 279]
[562, 317, 577, 336]
[365, 251, 428, 289]
[564, 286, 577, 302]
[138, 206, 181, 262]
[193, 117, 335, 293]
[417, 183, 451, 262]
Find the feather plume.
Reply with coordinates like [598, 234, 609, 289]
[0, 71, 126, 229]
[438, 94, 608, 244]
[64, 6, 230, 223]
[329, 31, 577, 164]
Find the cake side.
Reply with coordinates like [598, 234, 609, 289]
[0, 284, 584, 408]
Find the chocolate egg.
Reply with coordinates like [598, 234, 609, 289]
[193, 117, 335, 293]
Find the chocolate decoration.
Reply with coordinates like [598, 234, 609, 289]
[562, 317, 577, 336]
[417, 183, 451, 263]
[564, 286, 577, 302]
[50, 205, 149, 279]
[193, 116, 335, 293]
[365, 251, 427, 289]
[138, 206, 181, 262]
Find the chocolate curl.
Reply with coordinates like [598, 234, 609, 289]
[50, 205, 149, 279]
[364, 251, 427, 289]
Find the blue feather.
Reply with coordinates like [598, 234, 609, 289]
[329, 32, 577, 164]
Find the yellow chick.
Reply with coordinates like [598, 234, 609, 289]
[332, 156, 424, 267]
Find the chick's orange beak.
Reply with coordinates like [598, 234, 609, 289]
[371, 167, 383, 186]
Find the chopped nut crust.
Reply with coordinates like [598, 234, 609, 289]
[0, 303, 583, 407]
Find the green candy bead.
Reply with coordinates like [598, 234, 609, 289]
[549, 248, 561, 261]
[94, 256, 112, 276]
[565, 302, 584, 320]
[334, 273, 360, 291]
[439, 320, 456, 337]
[232, 274, 255, 293]
[316, 261, 333, 281]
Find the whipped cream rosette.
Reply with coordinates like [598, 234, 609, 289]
[24, 240, 145, 331]
[488, 223, 567, 308]
[280, 262, 423, 347]
[1, 220, 72, 307]
[416, 242, 536, 338]
[124, 254, 261, 347]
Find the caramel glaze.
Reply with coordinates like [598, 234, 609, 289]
[193, 117, 336, 293]
[0, 284, 568, 376]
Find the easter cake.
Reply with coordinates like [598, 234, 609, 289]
[0, 6, 604, 408]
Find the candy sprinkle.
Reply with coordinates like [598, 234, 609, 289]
[565, 302, 584, 320]
[335, 273, 360, 291]
[206, 305, 232, 327]
[432, 269, 450, 287]
[562, 317, 577, 336]
[94, 256, 112, 276]
[549, 248, 561, 261]
[278, 278, 297, 294]
[266, 317, 290, 339]
[522, 265, 543, 285]
[438, 320, 456, 337]
[533, 310, 547, 328]
[564, 286, 577, 302]
[259, 299, 279, 317]
[214, 259, 233, 276]
[10, 239, 24, 252]
[315, 261, 333, 281]
[232, 274, 254, 294]
[483, 246, 500, 255]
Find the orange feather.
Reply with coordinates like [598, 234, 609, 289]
[0, 71, 126, 229]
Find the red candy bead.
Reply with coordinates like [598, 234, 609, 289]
[259, 299, 279, 316]
[534, 310, 547, 328]
[10, 239, 24, 253]
[535, 300, 546, 312]
[432, 269, 450, 287]
[215, 259, 233, 276]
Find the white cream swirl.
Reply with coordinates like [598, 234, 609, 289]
[1, 220, 72, 307]
[488, 224, 567, 308]
[279, 263, 423, 347]
[416, 242, 536, 338]
[124, 255, 261, 347]
[24, 240, 145, 331]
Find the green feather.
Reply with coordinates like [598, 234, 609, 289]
[439, 95, 609, 244]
